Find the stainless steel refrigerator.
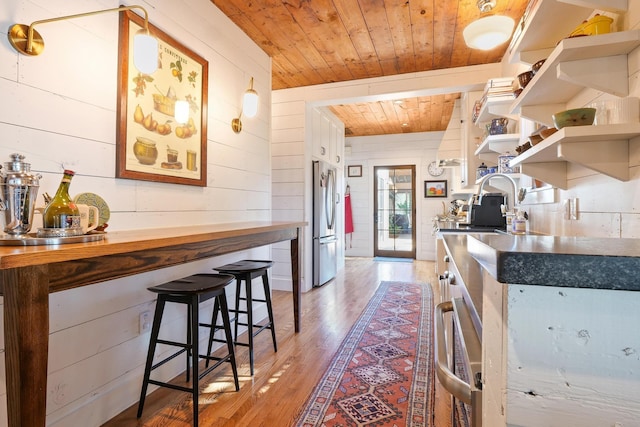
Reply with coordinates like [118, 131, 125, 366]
[312, 160, 337, 287]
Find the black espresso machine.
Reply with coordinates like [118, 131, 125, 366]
[468, 193, 506, 229]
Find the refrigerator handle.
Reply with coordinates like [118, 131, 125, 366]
[326, 168, 336, 230]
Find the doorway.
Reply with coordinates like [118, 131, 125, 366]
[373, 165, 416, 259]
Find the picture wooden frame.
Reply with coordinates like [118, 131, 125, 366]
[424, 180, 447, 198]
[347, 165, 362, 177]
[116, 10, 208, 186]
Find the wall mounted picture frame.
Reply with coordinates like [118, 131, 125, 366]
[116, 10, 209, 186]
[425, 180, 447, 198]
[347, 165, 362, 177]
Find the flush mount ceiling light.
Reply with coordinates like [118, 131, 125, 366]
[231, 77, 259, 134]
[8, 5, 158, 74]
[463, 0, 515, 51]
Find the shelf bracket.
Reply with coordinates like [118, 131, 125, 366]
[518, 48, 555, 66]
[519, 162, 568, 190]
[519, 104, 566, 127]
[557, 56, 629, 97]
[557, 140, 629, 181]
[486, 103, 519, 121]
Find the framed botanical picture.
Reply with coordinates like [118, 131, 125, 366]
[425, 180, 447, 198]
[116, 10, 209, 186]
[347, 165, 362, 177]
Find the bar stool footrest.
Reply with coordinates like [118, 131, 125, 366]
[151, 347, 188, 372]
[147, 379, 193, 394]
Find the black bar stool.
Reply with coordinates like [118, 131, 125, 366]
[214, 260, 277, 375]
[137, 273, 240, 426]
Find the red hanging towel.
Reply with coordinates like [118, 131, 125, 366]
[344, 185, 354, 248]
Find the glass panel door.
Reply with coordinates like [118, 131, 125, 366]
[373, 165, 416, 258]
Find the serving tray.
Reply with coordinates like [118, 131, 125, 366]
[0, 232, 105, 246]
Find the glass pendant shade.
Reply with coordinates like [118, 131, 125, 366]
[242, 89, 259, 118]
[463, 15, 515, 50]
[133, 30, 158, 74]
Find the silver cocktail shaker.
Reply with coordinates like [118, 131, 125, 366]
[0, 153, 42, 235]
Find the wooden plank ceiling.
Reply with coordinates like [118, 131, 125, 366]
[329, 94, 461, 136]
[211, 0, 529, 136]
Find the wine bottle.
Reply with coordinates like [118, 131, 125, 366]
[43, 170, 80, 229]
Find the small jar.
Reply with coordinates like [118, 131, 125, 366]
[498, 152, 518, 174]
[512, 209, 527, 234]
[476, 162, 487, 180]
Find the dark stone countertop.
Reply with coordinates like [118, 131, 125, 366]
[467, 234, 640, 291]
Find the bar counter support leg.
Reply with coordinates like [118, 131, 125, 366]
[3, 265, 49, 427]
[291, 229, 300, 333]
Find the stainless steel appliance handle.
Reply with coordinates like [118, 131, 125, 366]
[434, 301, 472, 404]
[325, 168, 336, 230]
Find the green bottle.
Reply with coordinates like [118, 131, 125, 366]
[43, 170, 80, 229]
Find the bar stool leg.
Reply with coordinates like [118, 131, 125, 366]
[137, 296, 166, 418]
[244, 273, 255, 375]
[205, 297, 221, 368]
[190, 294, 200, 426]
[233, 278, 242, 341]
[261, 271, 277, 353]
[186, 305, 192, 383]
[218, 290, 240, 391]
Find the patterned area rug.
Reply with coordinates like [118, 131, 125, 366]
[295, 281, 435, 426]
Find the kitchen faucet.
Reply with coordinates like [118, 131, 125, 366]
[474, 173, 519, 214]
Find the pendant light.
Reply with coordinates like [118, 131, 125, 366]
[463, 0, 515, 51]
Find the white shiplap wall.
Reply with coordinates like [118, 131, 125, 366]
[0, 0, 271, 426]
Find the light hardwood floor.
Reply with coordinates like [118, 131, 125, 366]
[102, 257, 452, 426]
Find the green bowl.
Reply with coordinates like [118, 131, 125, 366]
[552, 108, 596, 129]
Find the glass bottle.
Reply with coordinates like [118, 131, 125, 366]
[43, 170, 80, 229]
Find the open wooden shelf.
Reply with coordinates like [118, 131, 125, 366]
[475, 133, 520, 157]
[472, 1, 638, 191]
[509, 123, 640, 189]
[510, 30, 640, 126]
[474, 96, 517, 124]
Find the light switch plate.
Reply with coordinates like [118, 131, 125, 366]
[139, 311, 151, 334]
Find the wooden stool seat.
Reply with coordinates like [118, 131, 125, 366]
[214, 260, 276, 375]
[137, 273, 240, 426]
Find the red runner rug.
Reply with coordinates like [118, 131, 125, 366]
[295, 281, 436, 426]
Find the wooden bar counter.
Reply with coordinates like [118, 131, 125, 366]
[0, 221, 305, 427]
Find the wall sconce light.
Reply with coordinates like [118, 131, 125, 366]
[231, 77, 259, 134]
[7, 5, 158, 74]
[463, 0, 515, 51]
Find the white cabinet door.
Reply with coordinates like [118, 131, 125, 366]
[311, 108, 328, 161]
[311, 107, 345, 167]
